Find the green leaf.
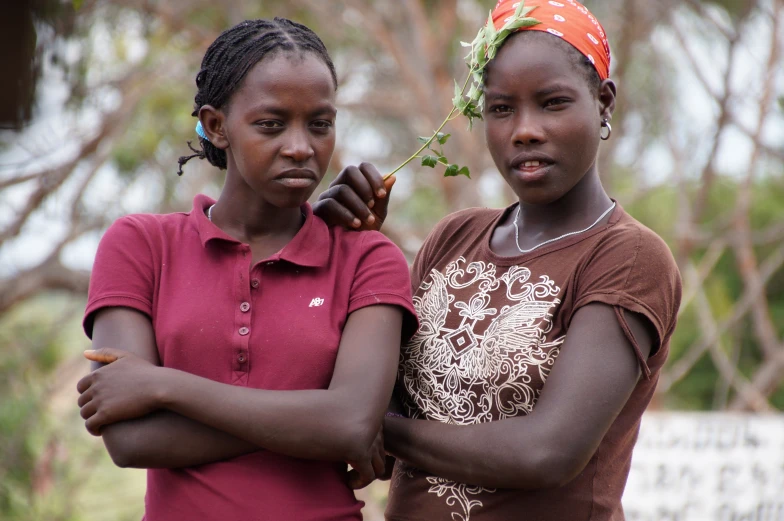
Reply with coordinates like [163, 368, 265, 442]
[507, 17, 541, 30]
[73, 0, 83, 8]
[471, 27, 486, 45]
[514, 0, 526, 18]
[436, 133, 451, 145]
[457, 166, 471, 178]
[475, 49, 487, 68]
[522, 6, 537, 16]
[417, 136, 431, 144]
[485, 12, 496, 40]
[437, 155, 449, 165]
[421, 155, 438, 168]
[443, 164, 460, 177]
[496, 29, 512, 42]
[468, 28, 485, 61]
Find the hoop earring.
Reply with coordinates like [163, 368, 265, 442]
[600, 119, 612, 141]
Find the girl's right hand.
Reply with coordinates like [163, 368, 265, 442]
[313, 162, 395, 232]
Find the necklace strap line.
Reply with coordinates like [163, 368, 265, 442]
[513, 201, 616, 254]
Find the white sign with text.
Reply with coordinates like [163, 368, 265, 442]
[623, 412, 784, 521]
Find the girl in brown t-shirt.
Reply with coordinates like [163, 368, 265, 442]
[315, 1, 682, 519]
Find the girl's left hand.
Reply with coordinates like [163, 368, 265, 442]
[314, 164, 395, 232]
[347, 426, 387, 489]
[77, 348, 163, 436]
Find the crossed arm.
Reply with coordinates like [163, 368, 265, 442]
[78, 304, 402, 483]
[80, 308, 253, 468]
[383, 303, 657, 490]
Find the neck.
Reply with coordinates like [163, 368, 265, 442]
[516, 168, 612, 236]
[211, 171, 303, 244]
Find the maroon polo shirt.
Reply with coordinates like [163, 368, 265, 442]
[84, 194, 417, 521]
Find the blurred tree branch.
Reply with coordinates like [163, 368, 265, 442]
[0, 66, 156, 314]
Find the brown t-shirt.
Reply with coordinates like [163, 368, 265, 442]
[386, 202, 682, 521]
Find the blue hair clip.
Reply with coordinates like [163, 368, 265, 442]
[195, 121, 210, 142]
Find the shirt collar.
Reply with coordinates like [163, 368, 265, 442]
[191, 194, 330, 268]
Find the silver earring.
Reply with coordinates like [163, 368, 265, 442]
[600, 119, 612, 140]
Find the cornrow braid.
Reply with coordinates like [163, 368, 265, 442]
[177, 17, 338, 175]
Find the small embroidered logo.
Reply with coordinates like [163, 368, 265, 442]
[309, 298, 325, 307]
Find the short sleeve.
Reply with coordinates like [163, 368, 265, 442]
[348, 231, 419, 342]
[409, 213, 457, 293]
[571, 226, 682, 378]
[83, 216, 157, 338]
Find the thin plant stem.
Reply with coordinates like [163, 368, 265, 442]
[384, 73, 473, 180]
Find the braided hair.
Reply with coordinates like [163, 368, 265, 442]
[177, 17, 338, 175]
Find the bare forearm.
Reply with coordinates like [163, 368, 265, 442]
[102, 410, 258, 468]
[384, 417, 574, 489]
[158, 368, 376, 463]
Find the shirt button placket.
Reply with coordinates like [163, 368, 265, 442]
[233, 250, 253, 385]
[241, 273, 260, 380]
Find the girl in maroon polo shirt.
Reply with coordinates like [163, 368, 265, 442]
[314, 1, 682, 519]
[76, 18, 417, 521]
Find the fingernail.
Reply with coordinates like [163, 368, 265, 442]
[352, 218, 361, 228]
[84, 350, 95, 354]
[366, 215, 376, 225]
[377, 189, 387, 198]
[367, 199, 375, 209]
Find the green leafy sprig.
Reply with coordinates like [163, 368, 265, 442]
[418, 132, 470, 178]
[383, 1, 540, 181]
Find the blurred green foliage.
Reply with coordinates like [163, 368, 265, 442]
[0, 296, 145, 520]
[625, 177, 784, 410]
[0, 296, 81, 520]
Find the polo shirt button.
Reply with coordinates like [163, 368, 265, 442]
[240, 302, 250, 312]
[238, 354, 246, 363]
[266, 261, 274, 266]
[239, 327, 249, 336]
[251, 279, 259, 288]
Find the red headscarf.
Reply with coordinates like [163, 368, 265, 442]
[491, 0, 611, 80]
